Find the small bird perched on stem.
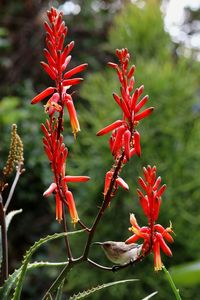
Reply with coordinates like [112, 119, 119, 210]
[94, 241, 142, 265]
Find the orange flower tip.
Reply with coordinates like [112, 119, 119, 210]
[73, 128, 80, 139]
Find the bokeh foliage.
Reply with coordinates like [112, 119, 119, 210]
[0, 0, 200, 299]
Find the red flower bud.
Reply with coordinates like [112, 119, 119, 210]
[31, 87, 55, 104]
[96, 120, 124, 136]
[134, 130, 141, 157]
[43, 182, 57, 197]
[116, 177, 129, 191]
[62, 176, 90, 183]
[64, 63, 88, 79]
[135, 107, 154, 121]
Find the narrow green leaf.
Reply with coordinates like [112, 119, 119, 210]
[0, 209, 23, 267]
[0, 268, 21, 300]
[6, 209, 23, 230]
[69, 279, 139, 300]
[55, 280, 65, 300]
[11, 229, 85, 300]
[141, 291, 158, 299]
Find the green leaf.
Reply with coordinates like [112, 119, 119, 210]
[0, 209, 23, 269]
[170, 261, 200, 287]
[0, 268, 21, 300]
[0, 261, 67, 300]
[55, 280, 65, 300]
[6, 209, 23, 230]
[69, 279, 139, 300]
[141, 291, 158, 299]
[11, 229, 85, 300]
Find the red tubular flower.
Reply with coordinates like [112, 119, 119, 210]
[104, 171, 114, 197]
[65, 190, 79, 224]
[31, 87, 55, 104]
[55, 193, 63, 222]
[62, 176, 90, 183]
[116, 177, 129, 191]
[43, 182, 57, 197]
[65, 98, 80, 138]
[31, 7, 87, 136]
[41, 119, 90, 223]
[125, 166, 174, 271]
[97, 48, 154, 162]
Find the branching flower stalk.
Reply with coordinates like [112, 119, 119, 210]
[83, 48, 154, 256]
[31, 8, 90, 257]
[0, 124, 24, 284]
[30, 7, 176, 299]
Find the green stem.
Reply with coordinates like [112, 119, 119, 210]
[162, 265, 182, 300]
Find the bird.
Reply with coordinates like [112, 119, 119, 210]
[94, 241, 142, 265]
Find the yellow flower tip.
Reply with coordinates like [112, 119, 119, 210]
[134, 121, 140, 127]
[72, 124, 81, 139]
[167, 220, 176, 235]
[71, 217, 79, 227]
[154, 264, 163, 272]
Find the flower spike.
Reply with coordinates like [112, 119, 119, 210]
[31, 7, 89, 223]
[97, 48, 154, 163]
[126, 166, 174, 271]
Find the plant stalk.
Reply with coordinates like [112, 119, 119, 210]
[83, 153, 125, 258]
[0, 194, 8, 284]
[162, 265, 182, 300]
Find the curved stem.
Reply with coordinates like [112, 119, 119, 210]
[4, 164, 23, 212]
[78, 219, 90, 232]
[42, 262, 70, 300]
[162, 265, 182, 300]
[83, 153, 125, 258]
[62, 204, 72, 260]
[87, 258, 113, 271]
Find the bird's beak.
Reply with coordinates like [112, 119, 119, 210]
[92, 242, 103, 246]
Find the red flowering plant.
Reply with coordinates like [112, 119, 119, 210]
[0, 6, 181, 300]
[125, 165, 174, 271]
[31, 7, 89, 227]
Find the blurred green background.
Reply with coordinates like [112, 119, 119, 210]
[0, 0, 200, 299]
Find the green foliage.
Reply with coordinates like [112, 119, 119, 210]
[69, 279, 138, 300]
[55, 280, 65, 300]
[170, 261, 200, 287]
[0, 97, 27, 125]
[0, 209, 22, 271]
[108, 0, 172, 61]
[0, 262, 66, 300]
[10, 230, 84, 300]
